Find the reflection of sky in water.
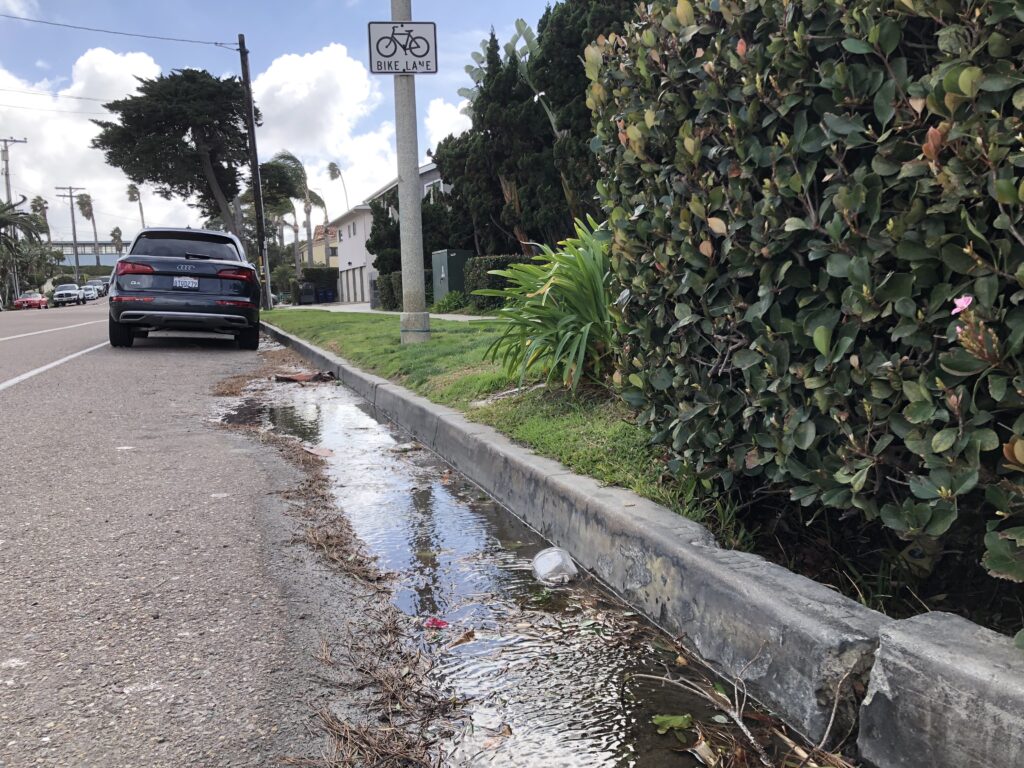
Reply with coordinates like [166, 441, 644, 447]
[257, 384, 725, 768]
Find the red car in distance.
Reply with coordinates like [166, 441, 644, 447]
[14, 291, 48, 310]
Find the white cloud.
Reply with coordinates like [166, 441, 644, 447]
[0, 0, 39, 15]
[34, 59, 49, 70]
[424, 97, 471, 152]
[0, 48, 196, 242]
[1, 40, 427, 246]
[253, 43, 398, 219]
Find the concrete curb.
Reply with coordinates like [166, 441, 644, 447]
[858, 612, 1024, 768]
[261, 321, 1024, 764]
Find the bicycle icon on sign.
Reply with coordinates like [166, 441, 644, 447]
[376, 24, 431, 59]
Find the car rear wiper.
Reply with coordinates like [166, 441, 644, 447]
[183, 252, 214, 259]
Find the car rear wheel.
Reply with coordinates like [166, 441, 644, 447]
[109, 316, 134, 348]
[237, 326, 260, 350]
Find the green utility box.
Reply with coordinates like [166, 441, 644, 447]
[431, 250, 473, 304]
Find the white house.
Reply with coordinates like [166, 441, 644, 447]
[330, 162, 444, 304]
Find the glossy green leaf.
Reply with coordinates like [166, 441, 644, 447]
[812, 326, 832, 356]
[931, 428, 958, 454]
[842, 38, 874, 54]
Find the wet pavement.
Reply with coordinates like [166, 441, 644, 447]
[222, 378, 819, 767]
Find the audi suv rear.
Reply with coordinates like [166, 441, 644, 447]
[108, 228, 261, 349]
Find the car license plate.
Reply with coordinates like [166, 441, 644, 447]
[173, 276, 200, 290]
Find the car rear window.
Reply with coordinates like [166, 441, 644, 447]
[130, 233, 241, 261]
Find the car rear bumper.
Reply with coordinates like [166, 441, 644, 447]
[112, 309, 259, 333]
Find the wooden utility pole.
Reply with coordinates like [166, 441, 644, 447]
[1, 137, 28, 298]
[238, 33, 272, 310]
[55, 186, 85, 283]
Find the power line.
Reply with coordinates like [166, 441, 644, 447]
[0, 102, 108, 116]
[0, 13, 238, 50]
[0, 86, 109, 102]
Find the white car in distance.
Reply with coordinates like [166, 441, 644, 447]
[81, 285, 99, 301]
[53, 284, 85, 306]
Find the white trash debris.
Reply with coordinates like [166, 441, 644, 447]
[532, 547, 578, 585]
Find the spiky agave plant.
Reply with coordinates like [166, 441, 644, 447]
[477, 216, 615, 390]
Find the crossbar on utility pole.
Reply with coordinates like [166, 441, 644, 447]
[2, 137, 28, 300]
[238, 33, 272, 311]
[55, 186, 85, 284]
[392, 0, 429, 343]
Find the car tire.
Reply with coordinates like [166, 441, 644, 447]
[109, 315, 134, 348]
[237, 326, 260, 350]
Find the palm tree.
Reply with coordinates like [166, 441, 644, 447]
[269, 151, 325, 267]
[110, 226, 124, 256]
[324, 162, 350, 266]
[76, 193, 102, 267]
[126, 183, 146, 229]
[327, 162, 350, 211]
[1, 198, 43, 301]
[30, 196, 51, 244]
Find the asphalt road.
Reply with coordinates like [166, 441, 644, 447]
[0, 302, 362, 766]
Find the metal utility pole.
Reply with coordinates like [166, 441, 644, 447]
[238, 33, 272, 311]
[392, 0, 429, 343]
[2, 137, 28, 299]
[55, 186, 85, 283]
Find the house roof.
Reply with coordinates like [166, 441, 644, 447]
[362, 161, 437, 205]
[327, 203, 372, 229]
[313, 224, 339, 242]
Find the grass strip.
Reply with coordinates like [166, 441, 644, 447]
[262, 309, 722, 532]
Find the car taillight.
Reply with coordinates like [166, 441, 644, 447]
[217, 267, 256, 282]
[116, 261, 154, 275]
[216, 300, 254, 307]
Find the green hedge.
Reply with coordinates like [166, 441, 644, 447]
[376, 270, 432, 311]
[590, 1, 1024, 598]
[389, 272, 403, 310]
[301, 267, 337, 290]
[50, 274, 77, 287]
[377, 273, 397, 310]
[465, 255, 526, 309]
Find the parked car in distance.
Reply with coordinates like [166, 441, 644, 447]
[13, 291, 48, 309]
[86, 279, 107, 296]
[108, 227, 261, 350]
[81, 285, 99, 301]
[53, 284, 85, 306]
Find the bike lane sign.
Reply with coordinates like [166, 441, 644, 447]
[368, 21, 437, 75]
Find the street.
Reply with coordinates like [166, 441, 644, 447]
[0, 304, 367, 766]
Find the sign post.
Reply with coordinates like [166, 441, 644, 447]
[369, 2, 436, 344]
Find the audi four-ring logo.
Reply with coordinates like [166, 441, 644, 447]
[177, 264, 197, 271]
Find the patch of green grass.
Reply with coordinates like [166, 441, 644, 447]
[262, 309, 742, 539]
[264, 310, 514, 408]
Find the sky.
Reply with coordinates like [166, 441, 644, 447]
[0, 0, 556, 242]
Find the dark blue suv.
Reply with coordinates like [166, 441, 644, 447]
[108, 228, 261, 350]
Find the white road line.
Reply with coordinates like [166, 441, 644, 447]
[0, 320, 105, 343]
[0, 341, 109, 393]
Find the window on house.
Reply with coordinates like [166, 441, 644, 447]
[424, 179, 442, 203]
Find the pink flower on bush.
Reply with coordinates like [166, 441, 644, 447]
[952, 295, 973, 315]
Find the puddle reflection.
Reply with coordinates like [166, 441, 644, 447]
[230, 384, 748, 767]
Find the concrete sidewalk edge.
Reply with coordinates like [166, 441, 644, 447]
[261, 321, 1024, 767]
